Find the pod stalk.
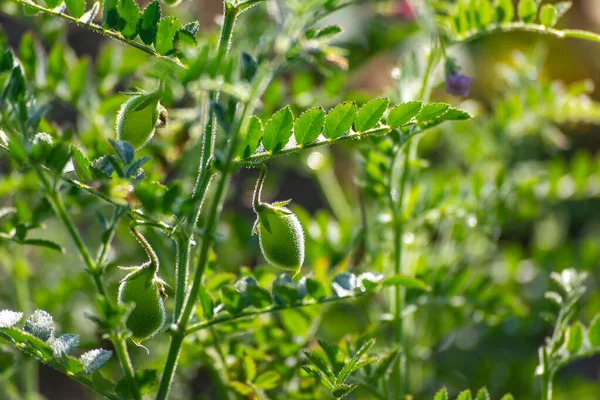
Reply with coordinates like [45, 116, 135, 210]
[252, 165, 268, 212]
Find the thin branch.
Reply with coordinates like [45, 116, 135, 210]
[34, 167, 141, 400]
[235, 125, 428, 165]
[236, 126, 395, 164]
[186, 292, 376, 335]
[0, 333, 120, 400]
[11, 0, 185, 68]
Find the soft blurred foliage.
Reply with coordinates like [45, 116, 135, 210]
[0, 0, 600, 399]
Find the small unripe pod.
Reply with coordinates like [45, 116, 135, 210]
[117, 268, 166, 342]
[255, 205, 305, 273]
[115, 93, 162, 150]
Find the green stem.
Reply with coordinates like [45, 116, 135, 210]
[194, 1, 239, 191]
[179, 1, 239, 323]
[11, 0, 184, 68]
[112, 335, 141, 400]
[45, 189, 97, 275]
[157, 143, 235, 400]
[541, 348, 553, 400]
[214, 3, 239, 73]
[158, 4, 259, 396]
[173, 232, 188, 321]
[95, 207, 123, 268]
[155, 62, 276, 400]
[130, 226, 160, 275]
[34, 168, 141, 400]
[185, 290, 377, 335]
[252, 165, 267, 211]
[238, 125, 394, 164]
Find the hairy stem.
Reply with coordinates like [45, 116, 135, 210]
[185, 289, 377, 335]
[155, 61, 276, 400]
[11, 0, 184, 68]
[237, 126, 393, 164]
[178, 1, 239, 322]
[156, 128, 240, 400]
[156, 3, 274, 393]
[130, 226, 160, 275]
[252, 166, 267, 211]
[95, 207, 124, 268]
[35, 168, 140, 400]
[173, 232, 188, 321]
[112, 335, 140, 400]
[541, 348, 553, 400]
[195, 0, 239, 193]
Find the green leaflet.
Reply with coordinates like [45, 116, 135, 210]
[495, 0, 514, 23]
[294, 107, 325, 145]
[155, 17, 182, 55]
[324, 102, 356, 139]
[238, 116, 263, 157]
[117, 0, 141, 40]
[65, 0, 86, 18]
[103, 0, 119, 29]
[139, 1, 161, 45]
[355, 97, 389, 132]
[388, 101, 422, 127]
[416, 103, 450, 124]
[262, 107, 294, 152]
[518, 0, 538, 23]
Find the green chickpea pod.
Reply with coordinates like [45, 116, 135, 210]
[252, 168, 305, 274]
[117, 228, 166, 343]
[115, 90, 163, 150]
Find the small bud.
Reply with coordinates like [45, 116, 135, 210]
[446, 72, 472, 97]
[445, 58, 472, 97]
[0, 310, 23, 328]
[24, 310, 54, 342]
[80, 349, 112, 374]
[51, 333, 80, 358]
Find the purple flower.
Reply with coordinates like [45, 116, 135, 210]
[445, 71, 472, 97]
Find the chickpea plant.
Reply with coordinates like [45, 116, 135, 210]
[1, 0, 600, 399]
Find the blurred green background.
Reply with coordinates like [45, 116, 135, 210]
[1, 0, 600, 399]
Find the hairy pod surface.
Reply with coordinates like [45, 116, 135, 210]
[255, 206, 305, 273]
[115, 93, 161, 150]
[117, 269, 166, 342]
